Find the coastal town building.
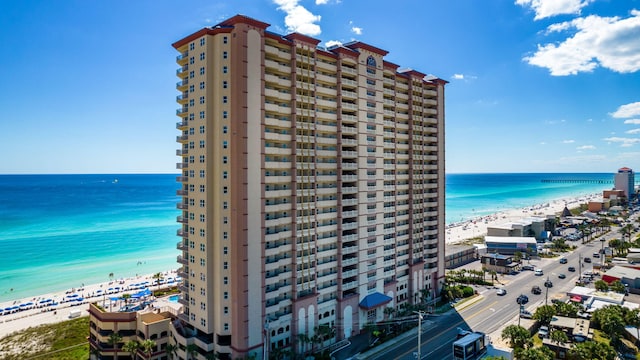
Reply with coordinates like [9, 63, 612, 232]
[171, 15, 447, 359]
[88, 303, 177, 359]
[486, 216, 554, 242]
[614, 167, 635, 203]
[445, 244, 477, 269]
[479, 253, 518, 274]
[484, 236, 538, 256]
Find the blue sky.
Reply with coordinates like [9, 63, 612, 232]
[1, 0, 639, 174]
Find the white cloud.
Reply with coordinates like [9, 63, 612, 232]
[577, 145, 596, 150]
[273, 0, 322, 36]
[624, 119, 640, 125]
[452, 74, 464, 80]
[523, 10, 640, 75]
[563, 139, 575, 143]
[515, 0, 593, 20]
[603, 136, 640, 146]
[325, 40, 342, 48]
[612, 102, 640, 118]
[352, 26, 363, 35]
[626, 128, 640, 134]
[315, 0, 329, 4]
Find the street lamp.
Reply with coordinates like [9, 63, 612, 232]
[544, 277, 553, 305]
[413, 311, 426, 359]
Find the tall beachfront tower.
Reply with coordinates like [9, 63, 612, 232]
[172, 15, 446, 359]
[615, 167, 635, 202]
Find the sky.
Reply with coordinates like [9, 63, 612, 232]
[1, 0, 639, 174]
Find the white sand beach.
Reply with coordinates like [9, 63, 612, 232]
[0, 192, 599, 339]
[0, 269, 180, 339]
[445, 193, 599, 244]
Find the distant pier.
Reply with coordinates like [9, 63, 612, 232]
[540, 179, 613, 184]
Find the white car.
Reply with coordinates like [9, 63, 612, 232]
[535, 269, 544, 276]
[497, 288, 507, 296]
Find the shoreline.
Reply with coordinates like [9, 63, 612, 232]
[0, 192, 600, 339]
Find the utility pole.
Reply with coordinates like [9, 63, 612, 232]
[413, 311, 426, 359]
[578, 253, 582, 281]
[544, 277, 552, 305]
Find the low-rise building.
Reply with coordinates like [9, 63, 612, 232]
[484, 236, 538, 256]
[88, 302, 179, 359]
[486, 216, 555, 242]
[445, 244, 477, 269]
[480, 254, 518, 274]
[602, 265, 640, 290]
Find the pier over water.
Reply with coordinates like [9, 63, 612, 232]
[540, 179, 613, 184]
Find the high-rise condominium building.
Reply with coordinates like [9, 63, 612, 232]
[172, 15, 446, 360]
[615, 167, 635, 202]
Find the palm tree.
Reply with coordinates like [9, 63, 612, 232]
[107, 332, 123, 360]
[141, 339, 156, 359]
[186, 344, 198, 360]
[165, 343, 177, 360]
[123, 340, 139, 360]
[152, 272, 163, 288]
[625, 308, 640, 344]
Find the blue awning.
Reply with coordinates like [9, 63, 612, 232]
[359, 292, 392, 310]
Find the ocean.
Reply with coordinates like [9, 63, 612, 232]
[0, 173, 616, 302]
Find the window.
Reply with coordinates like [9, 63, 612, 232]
[200, 67, 205, 75]
[189, 99, 195, 107]
[223, 201, 228, 209]
[200, 243, 205, 251]
[199, 125, 205, 134]
[199, 81, 205, 89]
[199, 155, 205, 163]
[224, 323, 229, 331]
[189, 57, 194, 65]
[200, 199, 205, 207]
[200, 214, 205, 222]
[189, 155, 195, 164]
[223, 125, 228, 134]
[223, 96, 228, 103]
[223, 141, 228, 149]
[223, 111, 228, 118]
[189, 141, 195, 149]
[223, 36, 228, 44]
[223, 186, 228, 194]
[200, 258, 205, 266]
[223, 246, 228, 255]
[199, 170, 205, 178]
[200, 52, 205, 60]
[199, 96, 205, 104]
[189, 113, 194, 121]
[189, 43, 195, 51]
[189, 170, 195, 178]
[223, 276, 228, 285]
[224, 306, 229, 314]
[223, 156, 228, 164]
[200, 185, 205, 192]
[223, 171, 228, 179]
[189, 70, 194, 78]
[223, 217, 228, 224]
[223, 291, 229, 299]
[223, 231, 228, 239]
[189, 84, 194, 93]
[199, 140, 205, 148]
[223, 66, 228, 73]
[200, 229, 205, 237]
[200, 38, 205, 46]
[366, 90, 375, 97]
[189, 128, 194, 135]
[201, 319, 206, 326]
[366, 79, 375, 86]
[223, 261, 228, 269]
[223, 51, 228, 58]
[223, 81, 228, 88]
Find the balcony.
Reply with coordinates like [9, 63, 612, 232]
[176, 121, 188, 130]
[176, 107, 188, 116]
[176, 162, 188, 170]
[177, 215, 187, 223]
[176, 65, 189, 78]
[176, 79, 188, 91]
[176, 202, 188, 210]
[176, 189, 188, 196]
[176, 176, 187, 182]
[176, 52, 189, 65]
[177, 241, 187, 251]
[176, 229, 187, 237]
[176, 135, 188, 143]
[176, 93, 188, 104]
[177, 256, 188, 265]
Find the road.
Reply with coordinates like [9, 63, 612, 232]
[358, 226, 625, 360]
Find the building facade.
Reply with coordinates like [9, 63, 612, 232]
[172, 15, 446, 359]
[614, 167, 635, 202]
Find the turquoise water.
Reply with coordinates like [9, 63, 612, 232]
[0, 172, 617, 302]
[0, 174, 181, 302]
[168, 294, 180, 302]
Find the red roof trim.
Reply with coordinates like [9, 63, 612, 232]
[284, 32, 321, 46]
[219, 14, 270, 29]
[172, 27, 233, 49]
[330, 46, 359, 57]
[383, 60, 400, 70]
[402, 69, 427, 79]
[345, 41, 389, 56]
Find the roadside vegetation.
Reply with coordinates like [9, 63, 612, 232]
[0, 316, 89, 360]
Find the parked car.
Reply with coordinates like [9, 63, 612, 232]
[558, 273, 566, 279]
[559, 257, 568, 264]
[522, 265, 535, 271]
[517, 294, 529, 304]
[520, 310, 533, 319]
[568, 266, 576, 272]
[593, 253, 600, 258]
[535, 269, 544, 276]
[531, 286, 542, 295]
[497, 288, 507, 296]
[584, 257, 592, 263]
[538, 326, 549, 338]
